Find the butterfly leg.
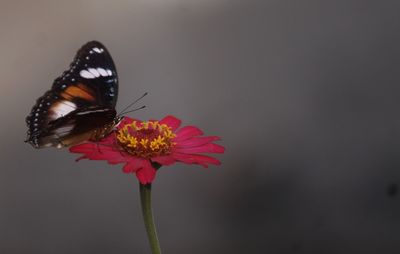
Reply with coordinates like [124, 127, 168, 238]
[53, 134, 68, 148]
[96, 142, 103, 154]
[112, 135, 126, 158]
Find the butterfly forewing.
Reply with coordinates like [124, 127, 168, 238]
[53, 41, 118, 106]
[26, 41, 119, 148]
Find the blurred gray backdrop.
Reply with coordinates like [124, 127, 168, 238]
[1, 0, 400, 253]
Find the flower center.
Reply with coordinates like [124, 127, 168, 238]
[116, 121, 176, 158]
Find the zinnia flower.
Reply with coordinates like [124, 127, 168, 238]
[69, 115, 224, 184]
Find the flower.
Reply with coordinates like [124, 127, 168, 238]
[69, 115, 225, 184]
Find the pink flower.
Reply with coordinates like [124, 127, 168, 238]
[69, 115, 225, 184]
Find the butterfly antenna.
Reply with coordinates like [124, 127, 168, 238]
[117, 92, 148, 117]
[119, 105, 146, 116]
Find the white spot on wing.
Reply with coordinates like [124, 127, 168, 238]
[92, 47, 104, 53]
[80, 70, 95, 79]
[88, 68, 100, 77]
[97, 68, 108, 76]
[42, 143, 53, 148]
[80, 68, 112, 79]
[50, 101, 77, 120]
[54, 125, 74, 135]
[76, 109, 109, 115]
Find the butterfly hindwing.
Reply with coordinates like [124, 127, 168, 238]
[26, 41, 119, 148]
[33, 107, 117, 148]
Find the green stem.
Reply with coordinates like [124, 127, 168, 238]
[140, 183, 161, 254]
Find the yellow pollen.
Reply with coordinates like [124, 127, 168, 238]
[116, 120, 176, 158]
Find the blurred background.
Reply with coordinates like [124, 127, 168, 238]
[1, 0, 400, 253]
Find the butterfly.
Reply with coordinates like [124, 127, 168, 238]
[25, 41, 121, 149]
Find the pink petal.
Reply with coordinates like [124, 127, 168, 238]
[172, 153, 221, 167]
[122, 157, 148, 173]
[69, 143, 111, 153]
[176, 136, 221, 148]
[69, 134, 132, 165]
[175, 143, 225, 154]
[69, 143, 94, 153]
[82, 150, 126, 164]
[160, 115, 181, 131]
[70, 134, 115, 149]
[136, 162, 157, 184]
[151, 155, 176, 166]
[123, 163, 136, 173]
[174, 126, 203, 141]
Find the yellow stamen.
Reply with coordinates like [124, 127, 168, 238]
[116, 120, 176, 158]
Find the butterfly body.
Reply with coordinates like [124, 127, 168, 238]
[26, 41, 119, 148]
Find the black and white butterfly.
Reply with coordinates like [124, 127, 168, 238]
[26, 41, 121, 148]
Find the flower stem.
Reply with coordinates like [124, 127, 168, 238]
[140, 183, 161, 254]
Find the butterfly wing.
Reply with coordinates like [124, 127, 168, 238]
[31, 107, 117, 148]
[52, 41, 118, 107]
[26, 41, 118, 148]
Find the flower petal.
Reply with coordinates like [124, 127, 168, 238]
[69, 142, 128, 164]
[160, 115, 181, 131]
[122, 158, 156, 184]
[151, 155, 176, 166]
[176, 136, 221, 148]
[136, 161, 157, 184]
[174, 126, 203, 141]
[172, 153, 221, 167]
[175, 143, 225, 154]
[122, 157, 147, 173]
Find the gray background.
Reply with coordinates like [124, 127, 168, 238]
[1, 0, 400, 253]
